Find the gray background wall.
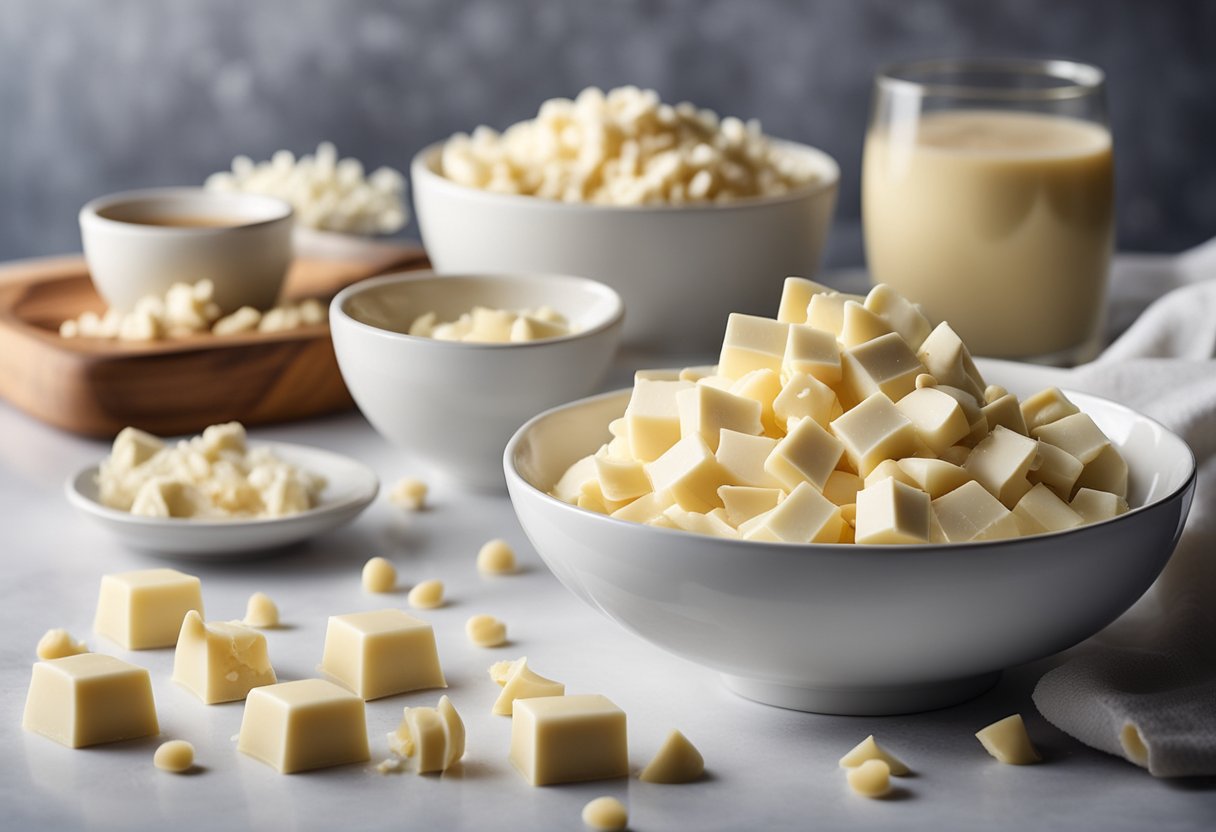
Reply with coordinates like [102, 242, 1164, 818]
[1, 0, 1213, 265]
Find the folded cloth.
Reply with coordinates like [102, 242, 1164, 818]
[1031, 258, 1216, 777]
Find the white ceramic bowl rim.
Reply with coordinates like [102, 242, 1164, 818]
[411, 137, 841, 214]
[331, 270, 626, 351]
[505, 386, 1198, 554]
[80, 187, 294, 232]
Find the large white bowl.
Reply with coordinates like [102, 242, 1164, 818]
[411, 140, 839, 352]
[504, 371, 1196, 715]
[331, 271, 624, 491]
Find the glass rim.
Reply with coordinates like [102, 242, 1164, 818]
[876, 57, 1105, 101]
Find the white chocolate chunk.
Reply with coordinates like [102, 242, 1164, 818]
[1032, 412, 1110, 465]
[626, 379, 693, 461]
[154, 740, 195, 773]
[964, 426, 1039, 508]
[510, 694, 628, 786]
[492, 658, 565, 716]
[864, 283, 933, 351]
[553, 454, 598, 503]
[1013, 483, 1084, 535]
[579, 478, 628, 514]
[740, 482, 843, 543]
[94, 568, 204, 650]
[489, 658, 525, 686]
[976, 714, 1040, 765]
[838, 734, 910, 776]
[387, 695, 466, 773]
[982, 393, 1029, 435]
[729, 369, 784, 435]
[677, 384, 763, 451]
[389, 477, 428, 510]
[807, 291, 864, 337]
[362, 557, 397, 593]
[238, 679, 369, 773]
[1029, 442, 1084, 499]
[932, 480, 1020, 542]
[635, 368, 680, 382]
[321, 609, 446, 699]
[109, 427, 164, 472]
[776, 276, 831, 324]
[916, 321, 986, 402]
[845, 332, 925, 402]
[243, 591, 280, 628]
[593, 452, 650, 501]
[582, 797, 629, 832]
[1020, 387, 1080, 433]
[855, 478, 931, 545]
[477, 538, 518, 574]
[896, 458, 971, 499]
[130, 477, 210, 518]
[829, 393, 919, 477]
[639, 729, 705, 783]
[715, 430, 781, 488]
[23, 654, 159, 748]
[864, 459, 917, 489]
[718, 485, 783, 527]
[764, 416, 844, 491]
[783, 324, 842, 385]
[718, 313, 789, 380]
[679, 364, 717, 382]
[846, 759, 891, 798]
[212, 306, 262, 336]
[36, 628, 88, 660]
[1075, 443, 1129, 498]
[1070, 488, 1129, 524]
[408, 579, 445, 610]
[895, 386, 970, 454]
[662, 505, 739, 538]
[610, 490, 676, 524]
[172, 611, 276, 704]
[822, 470, 863, 506]
[839, 300, 894, 348]
[466, 614, 508, 648]
[773, 372, 838, 430]
[646, 434, 728, 512]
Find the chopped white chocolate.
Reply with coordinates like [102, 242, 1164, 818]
[807, 291, 863, 337]
[729, 369, 784, 435]
[212, 306, 262, 336]
[1029, 442, 1084, 499]
[864, 459, 917, 489]
[626, 379, 693, 462]
[896, 458, 970, 499]
[237, 679, 370, 773]
[22, 653, 160, 748]
[492, 658, 565, 716]
[1032, 413, 1111, 465]
[715, 430, 781, 489]
[1020, 387, 1080, 433]
[843, 332, 925, 402]
[776, 277, 832, 324]
[554, 455, 598, 503]
[510, 694, 629, 786]
[718, 314, 789, 380]
[864, 283, 933, 351]
[964, 426, 1039, 508]
[94, 568, 204, 650]
[783, 324, 842, 385]
[855, 478, 931, 545]
[662, 505, 739, 538]
[409, 305, 573, 343]
[582, 797, 629, 832]
[829, 393, 919, 477]
[895, 386, 970, 454]
[243, 591, 280, 628]
[1070, 488, 1129, 524]
[822, 470, 863, 506]
[408, 579, 445, 610]
[932, 481, 1020, 542]
[916, 322, 987, 402]
[846, 759, 892, 798]
[172, 611, 276, 704]
[1075, 444, 1129, 498]
[320, 609, 446, 699]
[389, 477, 428, 510]
[611, 490, 676, 524]
[639, 729, 705, 783]
[387, 695, 466, 773]
[362, 557, 397, 593]
[773, 372, 838, 430]
[154, 740, 195, 773]
[676, 384, 762, 451]
[839, 300, 894, 348]
[646, 434, 728, 512]
[718, 485, 784, 527]
[466, 614, 508, 648]
[839, 735, 910, 776]
[764, 416, 845, 491]
[594, 452, 651, 502]
[982, 393, 1029, 436]
[36, 628, 88, 660]
[1013, 483, 1084, 535]
[740, 482, 843, 544]
[477, 538, 518, 574]
[976, 714, 1040, 765]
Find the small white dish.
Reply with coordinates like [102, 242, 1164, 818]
[65, 441, 378, 559]
[504, 362, 1197, 715]
[330, 270, 624, 491]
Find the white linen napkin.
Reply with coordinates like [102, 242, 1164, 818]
[1030, 240, 1216, 777]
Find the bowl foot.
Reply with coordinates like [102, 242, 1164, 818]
[721, 671, 1001, 715]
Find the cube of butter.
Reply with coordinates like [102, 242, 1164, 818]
[625, 379, 693, 462]
[320, 609, 446, 700]
[932, 481, 1020, 542]
[676, 384, 763, 451]
[855, 478, 931, 545]
[764, 416, 844, 492]
[237, 678, 370, 773]
[172, 610, 276, 704]
[646, 434, 729, 512]
[829, 393, 919, 477]
[718, 314, 790, 380]
[94, 568, 204, 650]
[509, 694, 628, 786]
[740, 482, 843, 544]
[22, 653, 159, 748]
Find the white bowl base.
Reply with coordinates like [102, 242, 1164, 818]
[721, 671, 1001, 715]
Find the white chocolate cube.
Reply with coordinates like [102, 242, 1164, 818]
[678, 364, 717, 382]
[593, 452, 650, 502]
[895, 386, 970, 454]
[493, 659, 565, 716]
[509, 694, 628, 786]
[1075, 444, 1129, 498]
[783, 324, 841, 385]
[1032, 412, 1110, 465]
[863, 458, 918, 489]
[864, 283, 933, 351]
[982, 393, 1029, 436]
[639, 729, 705, 784]
[676, 384, 763, 451]
[776, 277, 831, 324]
[625, 379, 693, 462]
[109, 426, 165, 472]
[718, 314, 790, 380]
[896, 458, 971, 498]
[610, 490, 675, 524]
[854, 478, 931, 545]
[646, 434, 729, 512]
[846, 333, 925, 402]
[1021, 387, 1080, 433]
[1071, 488, 1130, 523]
[552, 454, 597, 503]
[807, 291, 864, 337]
[717, 486, 784, 527]
[22, 654, 159, 748]
[729, 369, 784, 435]
[839, 300, 894, 348]
[932, 480, 1020, 542]
[976, 714, 1040, 765]
[964, 426, 1039, 508]
[1013, 483, 1084, 535]
[172, 611, 276, 704]
[320, 610, 446, 700]
[764, 416, 844, 491]
[773, 372, 838, 430]
[715, 430, 781, 489]
[237, 679, 370, 773]
[662, 505, 739, 538]
[822, 470, 862, 507]
[916, 322, 986, 401]
[94, 568, 204, 650]
[740, 482, 843, 544]
[829, 393, 919, 477]
[1029, 442, 1084, 499]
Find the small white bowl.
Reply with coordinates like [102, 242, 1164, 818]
[65, 440, 378, 559]
[330, 271, 624, 491]
[411, 140, 839, 352]
[504, 373, 1196, 715]
[80, 187, 294, 313]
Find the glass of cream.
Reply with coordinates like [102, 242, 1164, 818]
[863, 59, 1114, 364]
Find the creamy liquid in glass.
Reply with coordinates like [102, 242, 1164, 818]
[863, 110, 1114, 359]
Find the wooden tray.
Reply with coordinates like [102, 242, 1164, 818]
[0, 246, 428, 438]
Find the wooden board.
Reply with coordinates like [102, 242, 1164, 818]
[0, 246, 429, 438]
